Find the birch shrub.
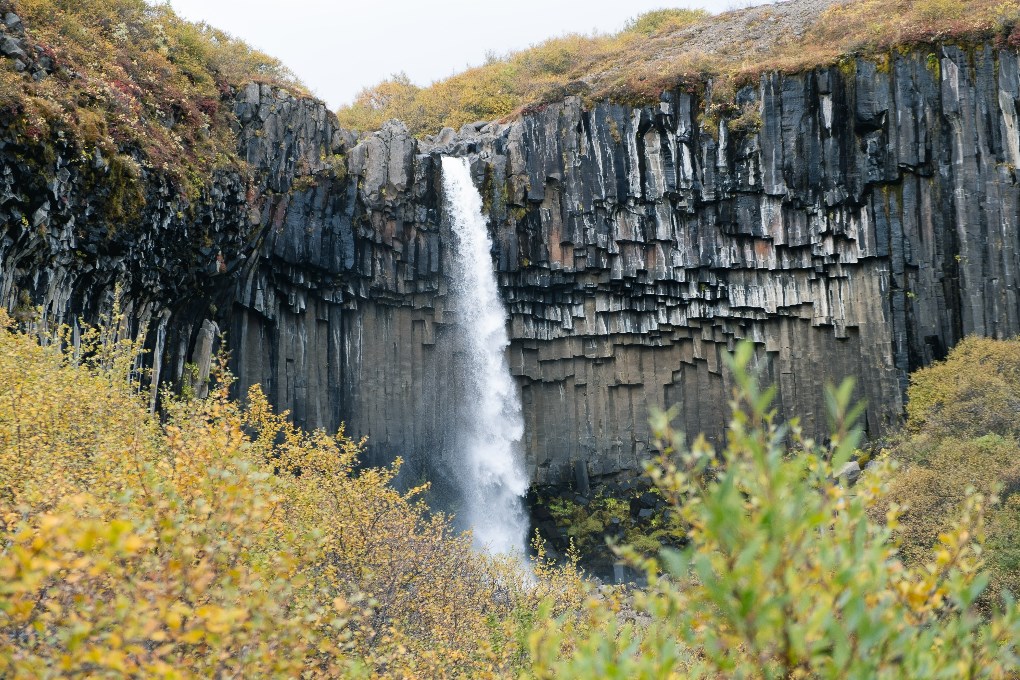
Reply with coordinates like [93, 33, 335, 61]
[4, 308, 1019, 679]
[878, 336, 1020, 612]
[527, 343, 1020, 679]
[0, 311, 586, 678]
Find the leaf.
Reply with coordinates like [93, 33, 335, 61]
[659, 548, 690, 578]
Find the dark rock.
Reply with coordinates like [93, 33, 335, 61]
[1, 35, 26, 60]
[2, 43, 1020, 494]
[636, 492, 658, 509]
[3, 12, 22, 34]
[574, 459, 591, 497]
[834, 460, 863, 485]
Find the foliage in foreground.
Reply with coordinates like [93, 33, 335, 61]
[0, 311, 587, 678]
[527, 344, 1020, 679]
[2, 309, 1019, 678]
[337, 0, 1020, 137]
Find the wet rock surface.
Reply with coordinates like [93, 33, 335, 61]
[3, 43, 1019, 487]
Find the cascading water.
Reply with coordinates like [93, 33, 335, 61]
[441, 156, 530, 556]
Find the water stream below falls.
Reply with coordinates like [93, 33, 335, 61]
[441, 156, 530, 557]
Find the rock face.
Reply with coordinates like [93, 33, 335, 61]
[3, 42, 1020, 486]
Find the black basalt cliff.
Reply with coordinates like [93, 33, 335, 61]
[3, 35, 1020, 485]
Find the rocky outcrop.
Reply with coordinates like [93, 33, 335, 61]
[3, 38, 1020, 487]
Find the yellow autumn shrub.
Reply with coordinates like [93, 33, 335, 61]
[876, 336, 1020, 611]
[1, 315, 312, 677]
[5, 309, 1020, 678]
[906, 336, 1020, 439]
[0, 309, 589, 678]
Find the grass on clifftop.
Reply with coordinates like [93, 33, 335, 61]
[337, 0, 1020, 137]
[0, 0, 307, 198]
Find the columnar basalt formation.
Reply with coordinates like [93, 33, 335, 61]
[3, 36, 1019, 485]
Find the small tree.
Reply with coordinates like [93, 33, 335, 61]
[527, 342, 1020, 679]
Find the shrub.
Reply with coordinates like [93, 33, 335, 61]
[877, 336, 1020, 611]
[905, 336, 1020, 439]
[3, 315, 1020, 677]
[879, 435, 1020, 608]
[0, 309, 587, 678]
[0, 311, 312, 677]
[526, 343, 1020, 678]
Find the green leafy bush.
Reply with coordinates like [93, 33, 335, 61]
[527, 343, 1020, 678]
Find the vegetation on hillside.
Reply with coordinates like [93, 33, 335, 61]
[876, 337, 1020, 610]
[535, 485, 683, 560]
[2, 308, 1019, 677]
[337, 0, 1020, 136]
[0, 0, 305, 198]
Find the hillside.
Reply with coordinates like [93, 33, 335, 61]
[337, 0, 1020, 136]
[0, 0, 306, 197]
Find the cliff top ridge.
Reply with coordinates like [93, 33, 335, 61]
[337, 0, 1020, 136]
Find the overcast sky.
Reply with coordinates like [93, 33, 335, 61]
[161, 0, 772, 109]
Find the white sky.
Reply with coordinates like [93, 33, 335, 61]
[161, 0, 773, 109]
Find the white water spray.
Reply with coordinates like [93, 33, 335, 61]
[441, 156, 530, 556]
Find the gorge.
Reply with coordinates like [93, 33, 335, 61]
[2, 1, 1020, 500]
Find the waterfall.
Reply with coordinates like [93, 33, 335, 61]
[441, 156, 530, 556]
